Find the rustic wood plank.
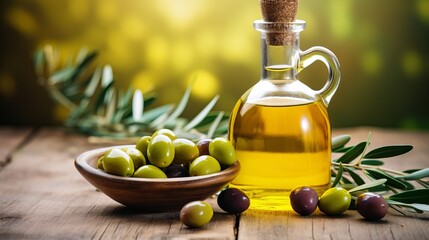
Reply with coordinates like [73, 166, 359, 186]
[0, 128, 236, 240]
[1, 127, 429, 240]
[239, 209, 429, 240]
[238, 127, 429, 240]
[0, 127, 33, 167]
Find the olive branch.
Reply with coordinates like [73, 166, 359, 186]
[33, 45, 229, 142]
[331, 134, 429, 215]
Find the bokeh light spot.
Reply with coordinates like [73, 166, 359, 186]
[5, 7, 37, 35]
[119, 15, 146, 41]
[156, 0, 204, 29]
[194, 30, 218, 60]
[145, 36, 169, 70]
[53, 104, 69, 123]
[67, 0, 89, 22]
[96, 0, 117, 22]
[297, 8, 318, 38]
[221, 27, 254, 63]
[361, 50, 382, 75]
[330, 0, 352, 39]
[171, 40, 194, 72]
[416, 0, 429, 23]
[105, 32, 131, 69]
[0, 73, 16, 98]
[186, 70, 219, 100]
[402, 51, 423, 78]
[131, 71, 156, 94]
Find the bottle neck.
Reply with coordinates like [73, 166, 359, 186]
[261, 35, 300, 81]
[253, 20, 306, 81]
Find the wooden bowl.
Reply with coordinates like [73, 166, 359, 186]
[75, 146, 240, 212]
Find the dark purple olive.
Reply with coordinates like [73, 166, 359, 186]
[217, 188, 250, 214]
[356, 192, 388, 221]
[289, 186, 319, 216]
[164, 164, 189, 178]
[196, 139, 212, 156]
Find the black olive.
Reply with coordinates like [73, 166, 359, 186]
[356, 192, 388, 221]
[290, 186, 319, 216]
[217, 188, 250, 214]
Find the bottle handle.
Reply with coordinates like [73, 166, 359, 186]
[299, 47, 341, 106]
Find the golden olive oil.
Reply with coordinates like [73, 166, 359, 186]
[229, 97, 331, 211]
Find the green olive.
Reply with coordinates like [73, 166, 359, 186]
[173, 138, 199, 164]
[318, 187, 351, 215]
[133, 165, 167, 178]
[152, 129, 177, 141]
[102, 148, 134, 177]
[147, 135, 175, 168]
[209, 138, 236, 166]
[135, 136, 151, 160]
[97, 156, 104, 170]
[189, 155, 221, 176]
[125, 147, 146, 170]
[180, 201, 213, 228]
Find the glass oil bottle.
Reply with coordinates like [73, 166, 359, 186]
[228, 20, 341, 211]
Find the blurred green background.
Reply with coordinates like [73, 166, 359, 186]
[1, 0, 429, 129]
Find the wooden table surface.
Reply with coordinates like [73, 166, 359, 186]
[1, 127, 428, 240]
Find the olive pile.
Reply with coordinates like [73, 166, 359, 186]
[290, 186, 388, 221]
[97, 129, 236, 178]
[94, 128, 248, 228]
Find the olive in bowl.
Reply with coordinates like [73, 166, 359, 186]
[75, 145, 240, 212]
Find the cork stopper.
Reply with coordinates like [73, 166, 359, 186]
[259, 0, 299, 45]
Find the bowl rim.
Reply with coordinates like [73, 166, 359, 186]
[75, 145, 240, 183]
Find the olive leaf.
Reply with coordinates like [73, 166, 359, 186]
[388, 189, 429, 204]
[184, 95, 220, 131]
[348, 179, 387, 193]
[386, 200, 429, 213]
[331, 163, 343, 187]
[332, 134, 351, 151]
[397, 168, 429, 180]
[333, 141, 367, 163]
[132, 90, 144, 123]
[360, 159, 384, 166]
[364, 169, 408, 190]
[364, 145, 413, 159]
[158, 83, 193, 128]
[105, 88, 117, 123]
[81, 66, 101, 106]
[345, 167, 365, 185]
[68, 50, 97, 85]
[137, 105, 173, 124]
[49, 67, 76, 85]
[192, 111, 230, 130]
[207, 111, 225, 139]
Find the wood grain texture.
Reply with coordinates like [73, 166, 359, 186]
[0, 127, 33, 167]
[0, 128, 236, 240]
[238, 207, 429, 240]
[0, 127, 428, 240]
